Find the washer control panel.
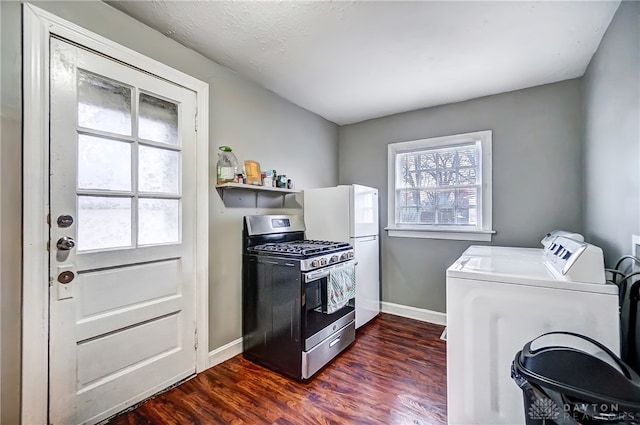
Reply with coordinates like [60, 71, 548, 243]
[544, 236, 605, 284]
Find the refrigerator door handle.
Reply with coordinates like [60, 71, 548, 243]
[356, 235, 377, 242]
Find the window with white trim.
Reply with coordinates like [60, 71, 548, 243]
[386, 130, 493, 241]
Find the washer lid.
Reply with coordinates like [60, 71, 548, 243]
[462, 245, 543, 259]
[447, 255, 618, 295]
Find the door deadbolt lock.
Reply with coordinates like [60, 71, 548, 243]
[57, 215, 74, 228]
[57, 271, 75, 284]
[56, 236, 76, 251]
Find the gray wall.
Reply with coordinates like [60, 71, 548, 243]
[1, 2, 23, 424]
[583, 1, 640, 265]
[339, 80, 584, 313]
[0, 1, 338, 422]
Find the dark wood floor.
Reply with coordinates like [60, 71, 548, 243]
[110, 313, 447, 425]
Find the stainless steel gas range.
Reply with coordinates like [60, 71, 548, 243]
[242, 214, 356, 380]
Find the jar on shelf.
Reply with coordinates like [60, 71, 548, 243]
[216, 146, 238, 184]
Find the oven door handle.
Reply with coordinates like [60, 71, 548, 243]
[305, 269, 330, 282]
[304, 260, 356, 283]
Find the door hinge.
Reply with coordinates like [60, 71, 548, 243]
[46, 240, 50, 252]
[46, 213, 51, 226]
[194, 110, 198, 132]
[194, 328, 198, 350]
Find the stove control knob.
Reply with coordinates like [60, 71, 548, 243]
[348, 252, 354, 259]
[320, 258, 328, 266]
[311, 259, 320, 267]
[340, 253, 348, 260]
[330, 255, 339, 263]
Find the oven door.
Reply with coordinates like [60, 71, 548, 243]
[302, 260, 356, 351]
[304, 260, 356, 312]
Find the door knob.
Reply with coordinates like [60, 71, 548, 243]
[56, 236, 76, 251]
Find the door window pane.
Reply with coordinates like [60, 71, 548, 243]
[138, 146, 180, 194]
[78, 134, 131, 191]
[78, 71, 132, 135]
[138, 199, 180, 245]
[138, 93, 178, 146]
[77, 196, 132, 251]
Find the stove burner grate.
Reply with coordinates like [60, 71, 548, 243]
[249, 240, 351, 257]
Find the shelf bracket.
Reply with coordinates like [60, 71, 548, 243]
[215, 183, 300, 209]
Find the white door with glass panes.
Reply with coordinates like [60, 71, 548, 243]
[49, 37, 197, 425]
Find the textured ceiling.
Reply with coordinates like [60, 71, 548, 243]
[108, 1, 620, 125]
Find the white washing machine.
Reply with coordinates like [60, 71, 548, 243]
[446, 236, 620, 425]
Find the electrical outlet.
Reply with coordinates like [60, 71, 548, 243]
[632, 235, 640, 273]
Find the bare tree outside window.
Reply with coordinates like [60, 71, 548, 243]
[396, 142, 480, 226]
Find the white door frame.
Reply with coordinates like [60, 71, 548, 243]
[22, 4, 210, 424]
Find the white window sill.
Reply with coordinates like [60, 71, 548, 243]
[385, 227, 496, 241]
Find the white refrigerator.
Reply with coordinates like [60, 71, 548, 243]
[303, 184, 380, 329]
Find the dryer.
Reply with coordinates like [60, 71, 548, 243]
[446, 236, 619, 425]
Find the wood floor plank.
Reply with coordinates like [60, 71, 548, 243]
[109, 313, 447, 425]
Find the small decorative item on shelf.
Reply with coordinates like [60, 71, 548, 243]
[244, 160, 262, 186]
[277, 175, 288, 188]
[263, 170, 274, 187]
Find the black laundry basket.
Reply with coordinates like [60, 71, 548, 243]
[511, 332, 640, 425]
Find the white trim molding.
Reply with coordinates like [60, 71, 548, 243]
[22, 6, 52, 423]
[208, 338, 243, 368]
[385, 227, 495, 241]
[381, 301, 447, 326]
[22, 4, 209, 424]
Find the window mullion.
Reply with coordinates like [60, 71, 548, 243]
[132, 87, 139, 249]
[433, 152, 438, 225]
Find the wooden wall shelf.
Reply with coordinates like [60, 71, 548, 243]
[215, 183, 299, 194]
[215, 183, 300, 208]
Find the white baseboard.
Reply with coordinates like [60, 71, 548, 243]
[381, 301, 447, 326]
[207, 337, 243, 368]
